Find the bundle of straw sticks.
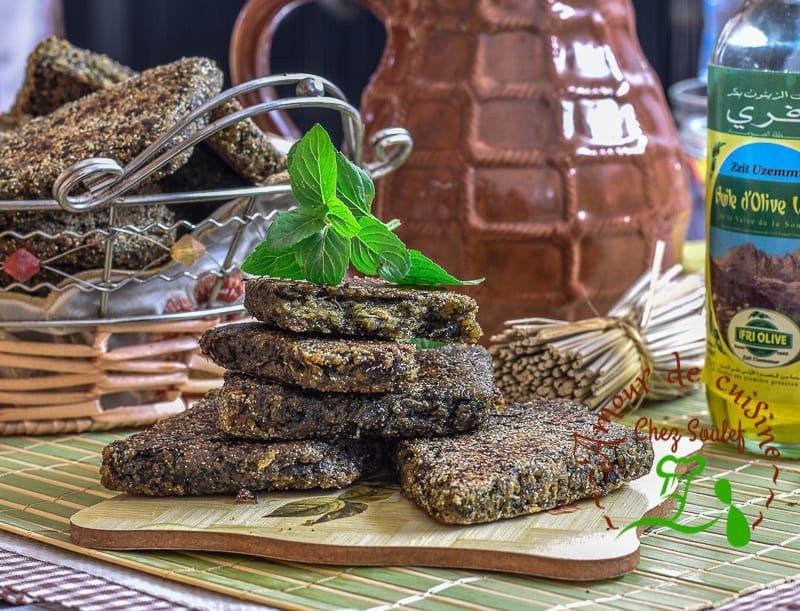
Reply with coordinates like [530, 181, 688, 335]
[489, 244, 705, 412]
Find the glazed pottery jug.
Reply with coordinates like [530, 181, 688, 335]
[231, 0, 691, 339]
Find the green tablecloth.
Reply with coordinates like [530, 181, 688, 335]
[1, 392, 798, 610]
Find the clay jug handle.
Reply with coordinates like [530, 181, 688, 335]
[230, 0, 392, 139]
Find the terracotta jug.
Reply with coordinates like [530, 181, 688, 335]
[230, 0, 691, 340]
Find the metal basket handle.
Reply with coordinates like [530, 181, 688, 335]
[0, 73, 412, 321]
[23, 73, 412, 213]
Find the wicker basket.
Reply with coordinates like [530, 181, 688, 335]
[0, 317, 227, 435]
[0, 186, 280, 435]
[0, 73, 412, 435]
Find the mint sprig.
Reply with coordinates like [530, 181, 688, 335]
[241, 123, 482, 287]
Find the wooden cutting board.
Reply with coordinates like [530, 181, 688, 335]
[70, 438, 701, 580]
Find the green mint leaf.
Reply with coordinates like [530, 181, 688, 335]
[350, 243, 378, 275]
[396, 249, 483, 286]
[265, 207, 327, 250]
[287, 123, 337, 208]
[295, 227, 350, 285]
[326, 197, 361, 238]
[351, 217, 410, 280]
[335, 150, 374, 217]
[243, 124, 479, 289]
[241, 241, 305, 279]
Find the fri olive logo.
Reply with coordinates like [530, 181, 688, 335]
[728, 308, 800, 367]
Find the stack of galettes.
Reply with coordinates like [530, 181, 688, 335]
[101, 277, 654, 525]
[100, 277, 500, 496]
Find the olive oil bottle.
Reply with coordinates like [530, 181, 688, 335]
[704, 0, 800, 458]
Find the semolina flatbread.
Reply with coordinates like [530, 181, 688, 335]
[395, 400, 654, 524]
[244, 277, 483, 343]
[9, 35, 135, 117]
[216, 344, 501, 440]
[100, 391, 385, 496]
[200, 321, 418, 394]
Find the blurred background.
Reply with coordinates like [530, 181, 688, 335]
[0, 0, 710, 124]
[1, 0, 732, 244]
[58, 0, 705, 116]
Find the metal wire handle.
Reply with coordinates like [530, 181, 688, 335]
[0, 73, 412, 213]
[0, 72, 413, 323]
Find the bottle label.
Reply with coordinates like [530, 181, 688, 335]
[705, 65, 800, 404]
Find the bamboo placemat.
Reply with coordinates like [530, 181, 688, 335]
[0, 393, 798, 610]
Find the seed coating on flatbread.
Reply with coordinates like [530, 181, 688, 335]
[200, 321, 418, 393]
[0, 56, 222, 200]
[0, 57, 221, 285]
[244, 277, 482, 343]
[0, 113, 28, 131]
[100, 391, 384, 496]
[217, 344, 501, 440]
[206, 98, 286, 184]
[9, 35, 135, 117]
[6, 36, 285, 193]
[0, 204, 175, 288]
[394, 399, 654, 524]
